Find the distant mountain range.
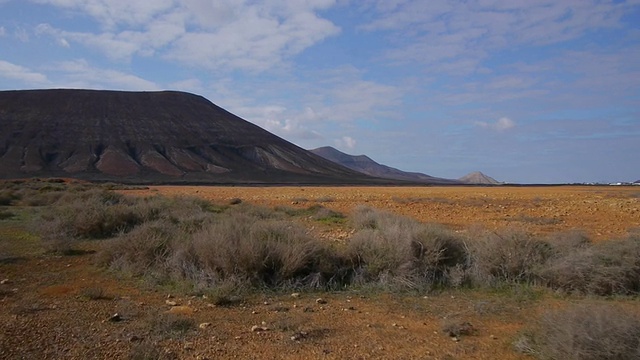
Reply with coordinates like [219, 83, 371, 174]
[310, 146, 503, 185]
[0, 89, 503, 185]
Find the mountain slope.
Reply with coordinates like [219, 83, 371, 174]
[458, 171, 500, 185]
[0, 89, 377, 184]
[310, 146, 459, 184]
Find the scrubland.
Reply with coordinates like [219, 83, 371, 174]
[1, 180, 639, 359]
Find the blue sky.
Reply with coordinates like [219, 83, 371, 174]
[1, 0, 639, 183]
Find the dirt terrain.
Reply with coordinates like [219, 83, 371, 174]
[128, 185, 640, 242]
[1, 185, 639, 359]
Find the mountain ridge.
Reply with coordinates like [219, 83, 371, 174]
[309, 146, 459, 184]
[0, 89, 382, 184]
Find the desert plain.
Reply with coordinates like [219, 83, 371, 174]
[136, 185, 640, 242]
[1, 184, 640, 359]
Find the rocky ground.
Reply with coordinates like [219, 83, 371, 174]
[1, 185, 639, 359]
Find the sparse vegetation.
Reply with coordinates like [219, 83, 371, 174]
[538, 233, 640, 295]
[129, 342, 177, 360]
[3, 180, 640, 358]
[0, 209, 15, 220]
[6, 179, 640, 297]
[467, 228, 551, 286]
[516, 304, 640, 360]
[347, 206, 469, 289]
[148, 312, 196, 339]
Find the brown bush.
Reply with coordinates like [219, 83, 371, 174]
[0, 190, 17, 206]
[347, 207, 468, 289]
[516, 304, 640, 360]
[98, 206, 346, 290]
[95, 220, 181, 278]
[538, 234, 640, 295]
[0, 210, 14, 220]
[188, 217, 334, 287]
[467, 228, 550, 286]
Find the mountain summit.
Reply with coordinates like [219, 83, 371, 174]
[458, 171, 500, 185]
[0, 89, 375, 184]
[310, 146, 458, 184]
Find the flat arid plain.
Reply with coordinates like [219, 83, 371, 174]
[2, 183, 640, 359]
[136, 185, 640, 242]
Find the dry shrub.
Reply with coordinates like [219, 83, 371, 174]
[517, 304, 640, 360]
[0, 210, 14, 220]
[189, 217, 334, 287]
[442, 320, 476, 337]
[544, 230, 591, 254]
[39, 189, 142, 240]
[467, 228, 550, 286]
[347, 206, 468, 289]
[311, 206, 345, 224]
[350, 205, 388, 230]
[79, 286, 111, 300]
[98, 208, 345, 290]
[95, 220, 181, 278]
[0, 190, 18, 206]
[538, 234, 640, 295]
[38, 190, 224, 257]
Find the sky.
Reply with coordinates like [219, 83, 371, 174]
[0, 0, 639, 184]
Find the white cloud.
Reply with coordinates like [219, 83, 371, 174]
[50, 59, 159, 90]
[0, 60, 49, 84]
[31, 1, 341, 71]
[335, 136, 356, 150]
[495, 117, 515, 131]
[361, 0, 637, 74]
[14, 27, 29, 42]
[0, 26, 5, 37]
[233, 104, 322, 141]
[30, 0, 176, 29]
[475, 117, 516, 131]
[194, 65, 403, 148]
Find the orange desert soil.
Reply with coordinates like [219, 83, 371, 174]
[128, 185, 640, 241]
[1, 185, 639, 359]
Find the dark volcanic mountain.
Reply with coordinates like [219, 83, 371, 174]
[0, 89, 377, 184]
[310, 146, 459, 184]
[458, 171, 501, 185]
